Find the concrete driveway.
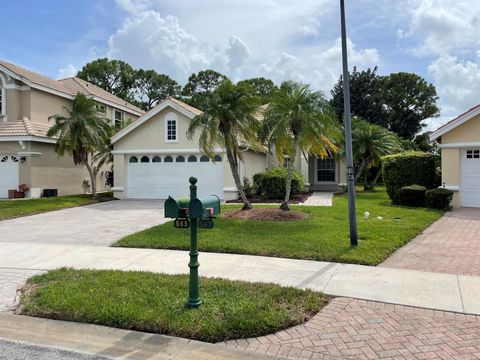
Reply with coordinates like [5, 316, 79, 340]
[0, 200, 168, 247]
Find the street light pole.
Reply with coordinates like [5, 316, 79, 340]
[340, 0, 358, 246]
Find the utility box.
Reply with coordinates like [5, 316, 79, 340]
[188, 195, 221, 219]
[164, 196, 190, 218]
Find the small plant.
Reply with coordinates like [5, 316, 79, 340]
[398, 184, 427, 207]
[18, 184, 30, 193]
[425, 188, 453, 209]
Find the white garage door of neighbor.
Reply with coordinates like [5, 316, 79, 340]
[127, 154, 224, 199]
[461, 149, 480, 207]
[0, 155, 19, 199]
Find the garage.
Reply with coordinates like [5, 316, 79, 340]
[460, 149, 480, 207]
[127, 154, 224, 199]
[0, 155, 19, 198]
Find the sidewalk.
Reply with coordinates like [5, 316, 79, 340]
[0, 313, 276, 360]
[1, 241, 480, 315]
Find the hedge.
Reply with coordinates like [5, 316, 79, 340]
[253, 167, 304, 199]
[382, 151, 440, 203]
[425, 188, 453, 209]
[398, 185, 427, 207]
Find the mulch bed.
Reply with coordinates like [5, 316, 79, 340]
[225, 192, 312, 204]
[223, 208, 307, 221]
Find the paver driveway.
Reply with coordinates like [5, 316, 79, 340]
[0, 199, 168, 247]
[381, 207, 480, 276]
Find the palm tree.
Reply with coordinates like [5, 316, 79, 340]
[263, 81, 341, 211]
[352, 118, 401, 190]
[187, 79, 261, 210]
[48, 93, 112, 198]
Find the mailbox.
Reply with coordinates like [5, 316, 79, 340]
[164, 196, 190, 218]
[188, 195, 221, 219]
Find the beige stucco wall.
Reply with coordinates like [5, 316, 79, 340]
[30, 89, 71, 125]
[441, 114, 480, 144]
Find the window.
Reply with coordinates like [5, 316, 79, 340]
[140, 156, 150, 163]
[200, 155, 210, 162]
[11, 156, 18, 163]
[176, 155, 185, 162]
[466, 150, 480, 159]
[152, 156, 161, 163]
[188, 155, 197, 162]
[283, 157, 290, 169]
[317, 158, 336, 182]
[214, 155, 222, 162]
[129, 156, 138, 163]
[165, 112, 178, 142]
[114, 110, 123, 128]
[164, 155, 173, 163]
[1, 156, 8, 162]
[96, 103, 106, 114]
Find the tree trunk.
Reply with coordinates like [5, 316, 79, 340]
[225, 148, 252, 210]
[84, 160, 97, 199]
[372, 168, 382, 186]
[355, 158, 367, 183]
[280, 140, 298, 211]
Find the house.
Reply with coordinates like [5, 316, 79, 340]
[0, 60, 144, 198]
[111, 97, 346, 200]
[430, 104, 480, 208]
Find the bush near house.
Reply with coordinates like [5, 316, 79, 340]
[382, 151, 439, 203]
[253, 167, 304, 199]
[398, 185, 427, 207]
[425, 188, 454, 209]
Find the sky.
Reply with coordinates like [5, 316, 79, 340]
[1, 0, 480, 131]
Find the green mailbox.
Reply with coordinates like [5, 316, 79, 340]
[164, 196, 190, 218]
[188, 195, 221, 219]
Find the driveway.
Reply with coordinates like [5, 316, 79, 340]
[0, 200, 168, 247]
[381, 207, 480, 276]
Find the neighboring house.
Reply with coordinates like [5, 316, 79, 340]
[0, 60, 144, 198]
[430, 104, 480, 208]
[111, 97, 346, 200]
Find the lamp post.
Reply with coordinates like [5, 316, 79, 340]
[340, 0, 358, 246]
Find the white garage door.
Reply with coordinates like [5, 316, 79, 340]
[127, 154, 224, 199]
[0, 155, 19, 199]
[461, 149, 480, 207]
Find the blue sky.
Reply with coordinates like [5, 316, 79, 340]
[2, 0, 480, 130]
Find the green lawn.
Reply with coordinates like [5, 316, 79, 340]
[0, 193, 111, 221]
[18, 268, 327, 343]
[115, 190, 443, 265]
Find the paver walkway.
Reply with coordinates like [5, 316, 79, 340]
[223, 297, 480, 359]
[302, 192, 333, 206]
[381, 208, 480, 276]
[0, 199, 167, 246]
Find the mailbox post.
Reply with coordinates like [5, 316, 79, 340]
[187, 177, 201, 307]
[164, 176, 220, 308]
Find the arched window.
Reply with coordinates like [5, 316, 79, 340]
[129, 156, 138, 163]
[176, 155, 185, 162]
[200, 155, 209, 162]
[141, 156, 150, 163]
[11, 156, 19, 163]
[188, 155, 197, 163]
[214, 155, 222, 162]
[164, 155, 173, 163]
[165, 112, 178, 142]
[152, 156, 161, 163]
[1, 156, 8, 162]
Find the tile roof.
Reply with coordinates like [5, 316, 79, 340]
[0, 118, 51, 138]
[167, 97, 203, 116]
[0, 60, 144, 115]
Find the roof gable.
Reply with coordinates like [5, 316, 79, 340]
[430, 104, 480, 141]
[111, 98, 202, 144]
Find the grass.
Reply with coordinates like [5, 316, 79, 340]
[115, 189, 444, 265]
[18, 268, 328, 343]
[0, 193, 112, 221]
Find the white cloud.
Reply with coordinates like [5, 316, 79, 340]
[427, 53, 480, 129]
[399, 0, 480, 56]
[56, 64, 77, 79]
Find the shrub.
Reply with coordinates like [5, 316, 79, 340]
[398, 185, 427, 207]
[254, 167, 305, 199]
[382, 151, 439, 203]
[243, 176, 253, 198]
[425, 188, 453, 209]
